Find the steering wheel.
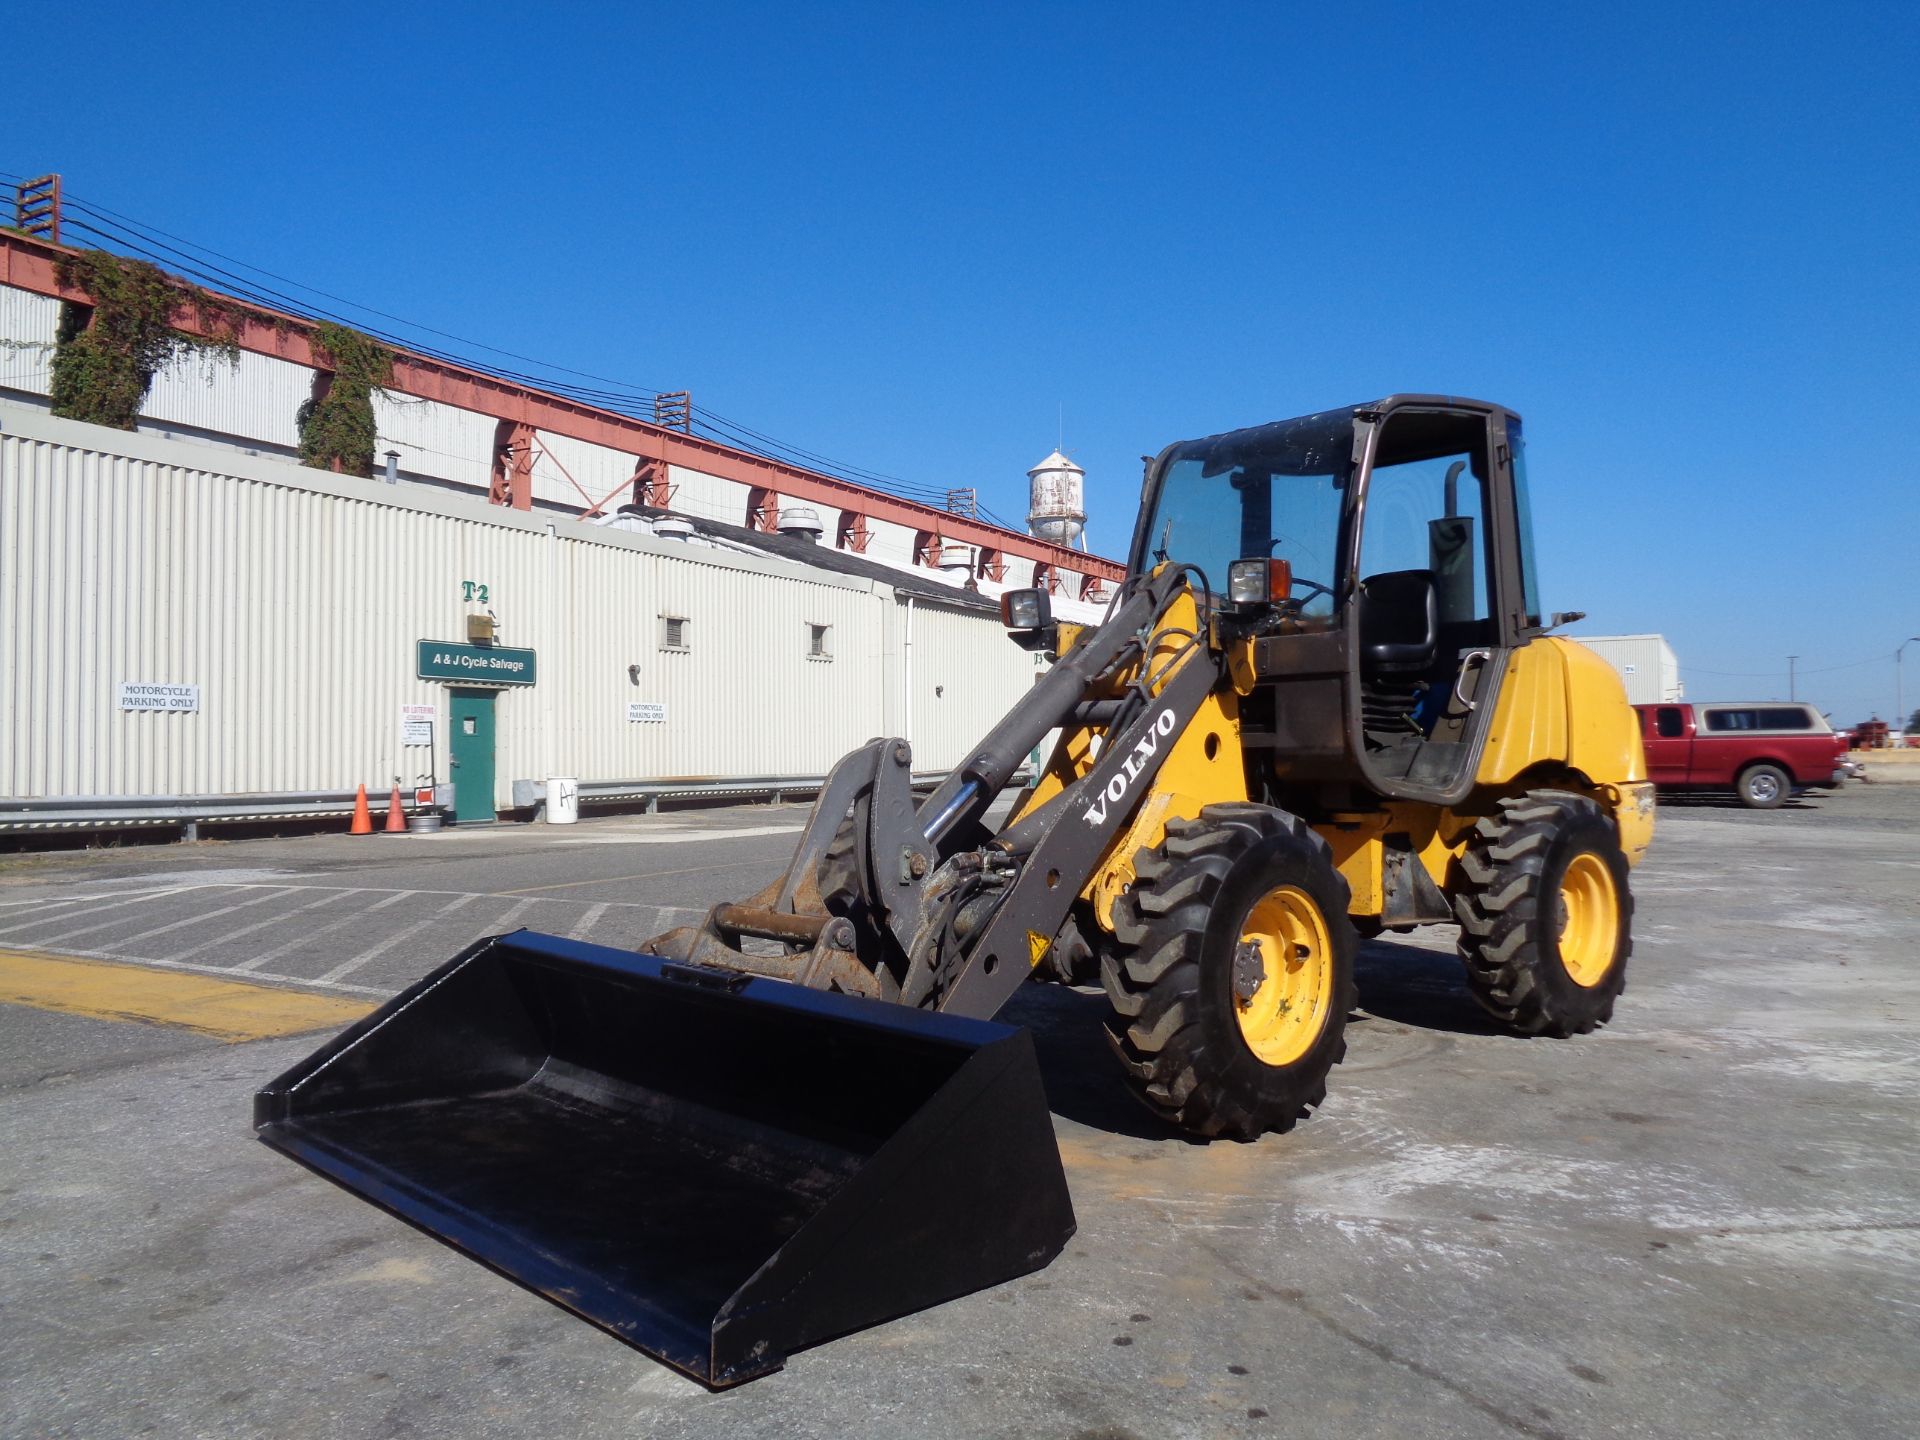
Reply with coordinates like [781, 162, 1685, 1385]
[1288, 576, 1334, 604]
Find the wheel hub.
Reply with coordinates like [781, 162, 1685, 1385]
[1231, 940, 1264, 1006]
[1231, 885, 1334, 1067]
[1556, 851, 1620, 988]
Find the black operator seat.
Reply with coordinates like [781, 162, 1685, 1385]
[1358, 569, 1439, 672]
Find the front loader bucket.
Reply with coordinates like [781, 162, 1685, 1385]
[254, 931, 1074, 1387]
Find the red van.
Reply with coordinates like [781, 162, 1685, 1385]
[1635, 702, 1850, 809]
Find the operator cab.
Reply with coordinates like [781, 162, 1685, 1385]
[1130, 395, 1543, 806]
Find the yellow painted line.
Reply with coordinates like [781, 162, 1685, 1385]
[0, 949, 374, 1042]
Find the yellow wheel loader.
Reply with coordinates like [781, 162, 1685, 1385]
[257, 395, 1652, 1386]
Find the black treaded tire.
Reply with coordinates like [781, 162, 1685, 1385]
[1454, 790, 1633, 1036]
[1736, 763, 1790, 810]
[1099, 804, 1357, 1141]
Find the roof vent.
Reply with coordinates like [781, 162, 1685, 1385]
[935, 543, 974, 574]
[593, 504, 654, 534]
[653, 517, 695, 542]
[776, 505, 824, 542]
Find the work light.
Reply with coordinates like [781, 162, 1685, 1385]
[1226, 557, 1291, 610]
[999, 588, 1051, 631]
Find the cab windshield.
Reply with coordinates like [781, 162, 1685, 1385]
[1134, 408, 1354, 616]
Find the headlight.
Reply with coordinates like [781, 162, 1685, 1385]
[1226, 559, 1268, 606]
[1226, 557, 1291, 609]
[999, 588, 1051, 631]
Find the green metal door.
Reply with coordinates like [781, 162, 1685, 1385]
[448, 689, 497, 825]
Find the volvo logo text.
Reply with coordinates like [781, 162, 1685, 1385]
[1083, 708, 1179, 828]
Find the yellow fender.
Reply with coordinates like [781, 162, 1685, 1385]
[1476, 637, 1654, 865]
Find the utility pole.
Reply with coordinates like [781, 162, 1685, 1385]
[1787, 655, 1798, 701]
[1899, 637, 1920, 738]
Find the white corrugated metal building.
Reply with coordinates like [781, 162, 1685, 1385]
[0, 225, 1138, 833]
[0, 406, 1043, 829]
[1570, 633, 1682, 705]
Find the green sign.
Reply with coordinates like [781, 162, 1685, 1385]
[417, 640, 538, 686]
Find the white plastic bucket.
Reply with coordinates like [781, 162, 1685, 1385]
[547, 777, 579, 825]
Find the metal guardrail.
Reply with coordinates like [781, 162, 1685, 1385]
[511, 773, 955, 815]
[0, 770, 1008, 835]
[0, 790, 379, 836]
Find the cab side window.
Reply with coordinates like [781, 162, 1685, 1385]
[1656, 708, 1684, 738]
[1357, 411, 1493, 633]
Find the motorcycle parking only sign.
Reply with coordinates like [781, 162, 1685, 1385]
[119, 683, 200, 713]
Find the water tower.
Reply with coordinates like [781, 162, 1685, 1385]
[1026, 450, 1086, 549]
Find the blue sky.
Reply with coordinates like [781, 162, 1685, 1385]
[10, 2, 1917, 723]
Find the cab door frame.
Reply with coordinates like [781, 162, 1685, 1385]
[1338, 396, 1532, 806]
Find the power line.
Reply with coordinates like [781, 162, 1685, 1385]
[60, 208, 662, 412]
[689, 403, 941, 494]
[18, 170, 1056, 543]
[58, 193, 675, 396]
[1679, 653, 1892, 679]
[36, 193, 680, 418]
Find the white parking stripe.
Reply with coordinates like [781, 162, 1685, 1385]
[308, 894, 552, 986]
[312, 893, 487, 985]
[0, 885, 191, 911]
[568, 903, 609, 941]
[0, 893, 131, 912]
[235, 890, 417, 972]
[492, 899, 539, 932]
[558, 824, 804, 846]
[120, 887, 303, 945]
[0, 886, 206, 940]
[167, 889, 362, 963]
[601, 904, 703, 928]
[62, 877, 673, 908]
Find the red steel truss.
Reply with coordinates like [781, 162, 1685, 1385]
[1, 231, 1123, 584]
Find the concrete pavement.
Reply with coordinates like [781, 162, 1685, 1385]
[2, 785, 1916, 1438]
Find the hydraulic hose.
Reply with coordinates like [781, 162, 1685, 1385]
[913, 577, 1176, 844]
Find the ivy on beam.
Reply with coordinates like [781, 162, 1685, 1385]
[48, 250, 243, 430]
[297, 323, 394, 477]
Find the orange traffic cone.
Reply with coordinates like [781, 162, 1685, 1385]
[349, 784, 374, 836]
[383, 785, 407, 834]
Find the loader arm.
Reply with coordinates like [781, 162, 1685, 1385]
[931, 625, 1229, 1016]
[647, 566, 1238, 1020]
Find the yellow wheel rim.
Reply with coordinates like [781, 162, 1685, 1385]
[1232, 885, 1334, 1067]
[1557, 852, 1620, 987]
